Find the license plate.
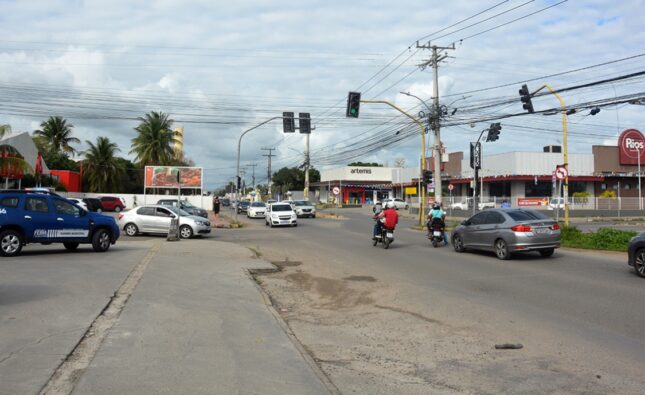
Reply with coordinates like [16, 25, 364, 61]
[280, 221, 290, 224]
[433, 231, 442, 236]
[386, 232, 393, 238]
[536, 228, 549, 234]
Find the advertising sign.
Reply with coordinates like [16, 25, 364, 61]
[517, 197, 549, 207]
[470, 142, 481, 170]
[405, 187, 417, 195]
[145, 166, 203, 189]
[618, 128, 645, 165]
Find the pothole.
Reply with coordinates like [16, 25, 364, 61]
[343, 275, 377, 282]
[271, 259, 303, 269]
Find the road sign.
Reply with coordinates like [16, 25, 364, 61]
[470, 142, 481, 169]
[555, 166, 568, 180]
[448, 184, 454, 191]
[332, 186, 340, 195]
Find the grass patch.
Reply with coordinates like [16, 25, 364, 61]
[561, 226, 636, 252]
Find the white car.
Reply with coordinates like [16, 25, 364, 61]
[449, 200, 495, 210]
[67, 198, 88, 211]
[265, 202, 297, 227]
[382, 198, 408, 210]
[292, 200, 316, 218]
[247, 202, 266, 218]
[449, 200, 469, 210]
[117, 204, 211, 238]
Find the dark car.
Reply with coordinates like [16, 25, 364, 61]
[236, 200, 251, 214]
[627, 232, 645, 277]
[221, 198, 230, 207]
[0, 190, 119, 257]
[83, 198, 103, 212]
[156, 199, 208, 218]
[100, 196, 125, 212]
[451, 208, 561, 260]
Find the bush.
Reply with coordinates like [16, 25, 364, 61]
[561, 225, 636, 252]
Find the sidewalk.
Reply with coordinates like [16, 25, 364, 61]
[208, 211, 232, 228]
[73, 239, 330, 395]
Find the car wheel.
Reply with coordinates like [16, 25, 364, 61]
[124, 223, 139, 237]
[179, 225, 193, 239]
[0, 230, 23, 257]
[293, 223, 298, 227]
[92, 229, 111, 252]
[115, 206, 122, 213]
[539, 248, 555, 258]
[452, 234, 465, 252]
[64, 242, 80, 251]
[312, 214, 316, 218]
[634, 248, 645, 278]
[431, 239, 438, 248]
[494, 238, 511, 260]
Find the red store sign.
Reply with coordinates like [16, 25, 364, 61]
[517, 197, 549, 207]
[618, 128, 645, 165]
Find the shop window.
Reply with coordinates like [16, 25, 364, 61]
[601, 183, 607, 190]
[624, 183, 631, 189]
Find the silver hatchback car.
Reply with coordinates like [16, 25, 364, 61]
[451, 208, 561, 260]
[117, 205, 211, 239]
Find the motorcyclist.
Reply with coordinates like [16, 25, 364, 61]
[373, 201, 399, 239]
[373, 200, 383, 215]
[427, 202, 448, 245]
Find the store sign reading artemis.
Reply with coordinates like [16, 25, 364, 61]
[618, 129, 645, 165]
[350, 168, 372, 174]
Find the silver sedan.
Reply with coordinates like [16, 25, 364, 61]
[117, 205, 211, 239]
[451, 208, 560, 260]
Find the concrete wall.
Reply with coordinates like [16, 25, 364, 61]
[64, 192, 211, 210]
[460, 152, 595, 178]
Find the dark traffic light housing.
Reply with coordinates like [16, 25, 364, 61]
[486, 122, 502, 142]
[519, 84, 535, 113]
[422, 170, 433, 184]
[346, 91, 361, 118]
[283, 112, 295, 133]
[299, 112, 311, 134]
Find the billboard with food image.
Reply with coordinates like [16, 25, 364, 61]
[145, 166, 203, 188]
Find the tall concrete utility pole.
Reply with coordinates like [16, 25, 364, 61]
[262, 147, 276, 197]
[247, 162, 258, 189]
[303, 133, 310, 200]
[417, 42, 455, 204]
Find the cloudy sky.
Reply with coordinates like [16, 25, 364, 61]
[1, 0, 644, 189]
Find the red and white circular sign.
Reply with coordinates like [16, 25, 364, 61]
[618, 128, 645, 165]
[332, 186, 340, 195]
[448, 184, 454, 191]
[555, 166, 568, 180]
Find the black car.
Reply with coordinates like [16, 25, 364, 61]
[156, 199, 208, 218]
[236, 200, 251, 214]
[221, 198, 230, 206]
[83, 198, 103, 212]
[627, 232, 645, 277]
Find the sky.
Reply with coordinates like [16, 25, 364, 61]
[1, 0, 644, 190]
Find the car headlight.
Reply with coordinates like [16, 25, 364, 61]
[272, 213, 279, 218]
[195, 220, 207, 226]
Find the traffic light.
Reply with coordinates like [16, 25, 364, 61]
[590, 107, 601, 115]
[486, 122, 502, 142]
[299, 112, 311, 134]
[422, 170, 433, 184]
[282, 112, 295, 133]
[236, 176, 241, 190]
[346, 91, 361, 118]
[519, 84, 534, 113]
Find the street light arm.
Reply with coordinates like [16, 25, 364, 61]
[361, 99, 425, 132]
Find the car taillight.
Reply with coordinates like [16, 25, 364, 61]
[118, 214, 124, 220]
[550, 223, 561, 230]
[511, 225, 532, 232]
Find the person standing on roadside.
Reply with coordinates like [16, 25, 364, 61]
[213, 196, 220, 218]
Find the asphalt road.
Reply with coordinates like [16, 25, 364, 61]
[220, 207, 645, 392]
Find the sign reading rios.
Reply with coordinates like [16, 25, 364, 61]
[618, 129, 645, 165]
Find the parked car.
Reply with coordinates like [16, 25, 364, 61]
[236, 200, 251, 214]
[0, 190, 119, 257]
[451, 208, 561, 260]
[67, 198, 88, 211]
[449, 199, 495, 210]
[82, 198, 103, 212]
[382, 198, 408, 210]
[157, 199, 208, 218]
[221, 198, 231, 207]
[266, 199, 277, 205]
[547, 197, 570, 210]
[247, 202, 266, 219]
[628, 232, 645, 278]
[117, 205, 210, 239]
[293, 200, 316, 218]
[265, 202, 297, 227]
[100, 196, 125, 212]
[450, 200, 469, 210]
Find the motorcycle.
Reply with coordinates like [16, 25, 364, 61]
[427, 219, 446, 248]
[373, 227, 395, 249]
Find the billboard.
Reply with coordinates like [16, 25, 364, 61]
[145, 166, 203, 189]
[618, 129, 645, 165]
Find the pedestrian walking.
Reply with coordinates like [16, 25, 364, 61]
[213, 196, 220, 218]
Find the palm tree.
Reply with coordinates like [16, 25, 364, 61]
[34, 116, 80, 156]
[0, 145, 32, 187]
[130, 111, 178, 166]
[83, 137, 124, 192]
[0, 124, 11, 139]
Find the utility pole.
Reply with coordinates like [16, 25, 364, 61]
[303, 133, 310, 200]
[417, 42, 455, 205]
[247, 162, 258, 190]
[262, 147, 276, 198]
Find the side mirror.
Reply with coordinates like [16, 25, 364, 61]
[461, 220, 469, 226]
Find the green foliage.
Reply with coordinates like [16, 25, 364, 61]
[34, 116, 80, 156]
[271, 167, 320, 193]
[348, 161, 382, 167]
[83, 137, 125, 193]
[600, 190, 617, 198]
[572, 191, 590, 204]
[130, 111, 178, 166]
[561, 225, 637, 252]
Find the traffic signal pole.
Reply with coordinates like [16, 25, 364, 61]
[360, 99, 426, 226]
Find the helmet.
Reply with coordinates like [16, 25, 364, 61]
[385, 201, 395, 209]
[432, 202, 441, 209]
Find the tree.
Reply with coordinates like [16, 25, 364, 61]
[83, 137, 125, 193]
[33, 135, 79, 172]
[0, 144, 32, 182]
[271, 167, 320, 193]
[34, 116, 80, 156]
[130, 111, 178, 166]
[348, 161, 382, 167]
[0, 124, 11, 139]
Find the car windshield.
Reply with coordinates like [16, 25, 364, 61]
[294, 201, 311, 206]
[251, 202, 265, 207]
[240, 201, 250, 206]
[181, 201, 195, 208]
[507, 210, 549, 221]
[167, 206, 191, 216]
[272, 204, 292, 212]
